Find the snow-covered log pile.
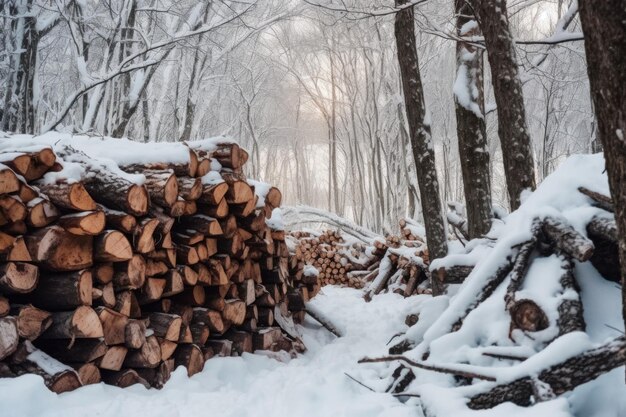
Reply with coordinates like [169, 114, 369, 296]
[289, 230, 381, 289]
[359, 154, 625, 415]
[286, 216, 430, 298]
[0, 133, 305, 393]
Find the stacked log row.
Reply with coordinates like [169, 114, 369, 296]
[290, 221, 430, 298]
[291, 230, 377, 289]
[0, 141, 304, 393]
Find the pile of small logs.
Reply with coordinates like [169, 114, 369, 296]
[0, 138, 305, 393]
[291, 230, 379, 289]
[288, 219, 430, 298]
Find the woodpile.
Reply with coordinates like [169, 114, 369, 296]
[289, 218, 430, 299]
[0, 139, 305, 393]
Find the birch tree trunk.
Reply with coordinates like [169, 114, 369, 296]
[454, 0, 492, 238]
[473, 0, 536, 210]
[394, 0, 447, 292]
[578, 0, 626, 359]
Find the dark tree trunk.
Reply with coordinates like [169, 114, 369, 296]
[578, 0, 626, 356]
[2, 0, 37, 134]
[394, 0, 448, 293]
[454, 0, 492, 239]
[473, 0, 536, 210]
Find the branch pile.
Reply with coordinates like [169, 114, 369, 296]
[359, 155, 626, 414]
[0, 134, 305, 393]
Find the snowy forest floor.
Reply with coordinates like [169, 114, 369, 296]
[0, 287, 422, 417]
[1, 284, 624, 417]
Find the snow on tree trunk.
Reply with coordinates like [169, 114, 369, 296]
[453, 0, 492, 239]
[394, 0, 447, 293]
[473, 0, 536, 210]
[578, 0, 626, 355]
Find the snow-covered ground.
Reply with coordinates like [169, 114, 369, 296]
[0, 287, 425, 417]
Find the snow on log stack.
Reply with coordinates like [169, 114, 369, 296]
[0, 134, 304, 393]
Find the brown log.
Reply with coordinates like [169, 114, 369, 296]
[177, 265, 198, 286]
[148, 313, 182, 342]
[174, 344, 204, 377]
[258, 307, 274, 327]
[172, 286, 206, 307]
[198, 182, 229, 205]
[119, 148, 198, 178]
[95, 230, 133, 262]
[93, 263, 114, 284]
[204, 198, 229, 218]
[114, 291, 133, 316]
[0, 295, 9, 317]
[26, 197, 60, 228]
[8, 344, 82, 393]
[125, 319, 147, 349]
[11, 305, 52, 340]
[162, 269, 185, 297]
[0, 195, 27, 222]
[225, 329, 253, 355]
[133, 218, 160, 254]
[143, 170, 179, 207]
[113, 254, 147, 290]
[100, 369, 149, 388]
[147, 248, 176, 268]
[146, 259, 168, 276]
[542, 217, 595, 262]
[0, 164, 20, 194]
[135, 359, 172, 389]
[96, 346, 129, 371]
[223, 299, 246, 326]
[34, 339, 107, 363]
[578, 186, 613, 212]
[192, 308, 226, 334]
[71, 362, 101, 385]
[18, 181, 39, 203]
[149, 207, 175, 235]
[0, 262, 38, 294]
[138, 277, 166, 305]
[252, 327, 283, 351]
[178, 177, 203, 201]
[26, 226, 92, 271]
[190, 323, 210, 345]
[40, 306, 104, 339]
[56, 211, 106, 236]
[124, 335, 161, 368]
[206, 339, 232, 357]
[178, 214, 223, 237]
[176, 245, 199, 265]
[98, 205, 137, 233]
[29, 269, 92, 310]
[157, 338, 178, 361]
[0, 316, 19, 360]
[34, 182, 97, 211]
[96, 307, 129, 345]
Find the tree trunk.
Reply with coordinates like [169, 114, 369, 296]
[578, 0, 626, 372]
[454, 0, 492, 238]
[473, 0, 536, 210]
[394, 0, 448, 290]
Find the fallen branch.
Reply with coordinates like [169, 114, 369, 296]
[358, 355, 496, 382]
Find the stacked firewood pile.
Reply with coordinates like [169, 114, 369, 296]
[288, 218, 430, 298]
[0, 137, 305, 393]
[363, 171, 626, 411]
[291, 230, 381, 289]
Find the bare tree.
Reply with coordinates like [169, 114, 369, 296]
[578, 0, 626, 346]
[394, 0, 447, 292]
[473, 0, 536, 210]
[453, 0, 492, 238]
